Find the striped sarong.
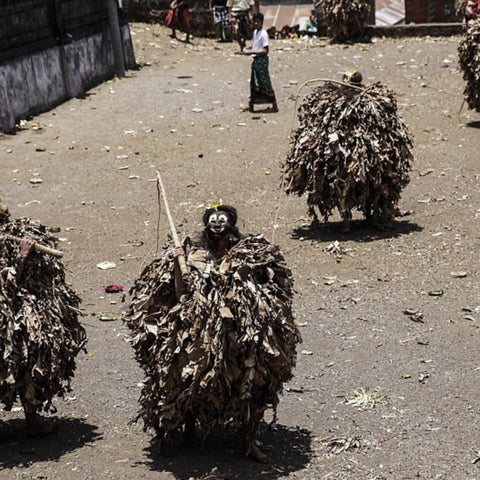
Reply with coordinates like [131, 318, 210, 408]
[250, 55, 276, 105]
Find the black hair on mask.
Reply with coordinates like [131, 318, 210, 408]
[198, 205, 242, 251]
[202, 205, 238, 227]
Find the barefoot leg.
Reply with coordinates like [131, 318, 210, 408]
[242, 421, 269, 463]
[244, 439, 269, 463]
[340, 211, 352, 233]
[24, 412, 57, 436]
[183, 412, 196, 446]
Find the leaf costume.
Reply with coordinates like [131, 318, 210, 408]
[458, 18, 480, 112]
[321, 0, 371, 43]
[125, 233, 300, 440]
[0, 217, 86, 415]
[282, 81, 413, 225]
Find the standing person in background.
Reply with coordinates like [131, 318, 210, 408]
[168, 0, 192, 43]
[306, 10, 319, 38]
[209, 0, 232, 42]
[227, 0, 254, 52]
[456, 0, 478, 22]
[243, 12, 278, 113]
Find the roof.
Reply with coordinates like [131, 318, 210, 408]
[375, 0, 405, 26]
[261, 0, 405, 30]
[262, 4, 313, 30]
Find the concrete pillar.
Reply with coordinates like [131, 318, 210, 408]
[106, 0, 126, 77]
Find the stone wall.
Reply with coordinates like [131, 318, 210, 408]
[367, 22, 463, 38]
[0, 0, 136, 133]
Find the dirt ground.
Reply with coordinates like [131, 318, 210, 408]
[1, 22, 480, 480]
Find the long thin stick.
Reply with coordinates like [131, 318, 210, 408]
[2, 234, 63, 258]
[156, 171, 188, 278]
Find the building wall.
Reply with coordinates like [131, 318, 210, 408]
[0, 0, 136, 133]
[405, 0, 457, 23]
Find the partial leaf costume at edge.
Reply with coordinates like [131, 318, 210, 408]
[0, 206, 87, 415]
[458, 18, 480, 112]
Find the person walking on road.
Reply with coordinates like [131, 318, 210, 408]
[227, 0, 254, 52]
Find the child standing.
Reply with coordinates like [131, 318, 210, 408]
[243, 12, 278, 113]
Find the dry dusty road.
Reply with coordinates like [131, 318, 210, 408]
[1, 23, 480, 480]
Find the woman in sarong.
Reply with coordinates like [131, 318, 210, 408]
[168, 0, 192, 43]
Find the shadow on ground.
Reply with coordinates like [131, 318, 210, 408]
[466, 121, 480, 129]
[0, 417, 101, 468]
[291, 218, 423, 244]
[138, 423, 313, 480]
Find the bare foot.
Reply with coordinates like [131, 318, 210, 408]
[25, 413, 58, 436]
[244, 441, 269, 463]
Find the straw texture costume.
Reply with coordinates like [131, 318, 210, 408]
[0, 207, 86, 417]
[125, 230, 300, 443]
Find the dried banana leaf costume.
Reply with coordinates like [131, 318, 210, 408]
[125, 206, 300, 442]
[321, 0, 371, 43]
[458, 18, 480, 112]
[282, 81, 413, 225]
[0, 204, 86, 416]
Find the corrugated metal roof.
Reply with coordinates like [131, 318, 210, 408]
[261, 1, 405, 30]
[263, 4, 313, 30]
[375, 0, 405, 25]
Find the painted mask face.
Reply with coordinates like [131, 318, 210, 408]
[207, 211, 230, 235]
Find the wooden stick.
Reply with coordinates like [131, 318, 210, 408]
[2, 234, 64, 258]
[156, 171, 189, 278]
